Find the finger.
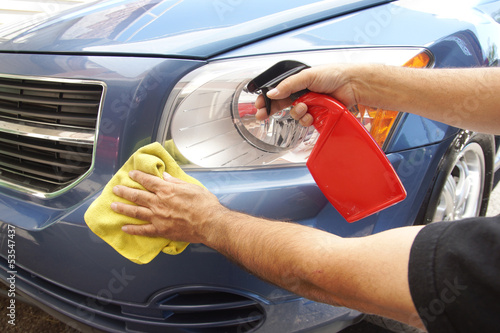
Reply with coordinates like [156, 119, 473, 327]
[111, 201, 154, 221]
[290, 103, 314, 127]
[255, 107, 269, 121]
[122, 223, 160, 237]
[267, 70, 313, 100]
[254, 97, 294, 121]
[162, 172, 189, 185]
[113, 185, 156, 207]
[129, 170, 168, 192]
[299, 113, 314, 127]
[290, 102, 308, 121]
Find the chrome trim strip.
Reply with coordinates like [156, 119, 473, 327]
[0, 118, 95, 145]
[0, 177, 51, 199]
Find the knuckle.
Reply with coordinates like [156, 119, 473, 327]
[130, 205, 141, 218]
[128, 191, 139, 203]
[279, 79, 293, 94]
[142, 177, 156, 190]
[136, 225, 154, 237]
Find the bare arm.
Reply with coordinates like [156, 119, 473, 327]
[257, 64, 500, 135]
[112, 170, 426, 330]
[206, 210, 424, 328]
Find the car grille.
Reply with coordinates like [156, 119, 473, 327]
[0, 75, 103, 195]
[0, 256, 265, 333]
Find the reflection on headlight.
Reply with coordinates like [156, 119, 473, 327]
[233, 87, 314, 154]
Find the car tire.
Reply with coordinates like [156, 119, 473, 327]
[418, 131, 495, 224]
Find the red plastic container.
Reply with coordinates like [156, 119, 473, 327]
[295, 92, 406, 222]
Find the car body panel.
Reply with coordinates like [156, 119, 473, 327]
[218, 0, 500, 62]
[1, 0, 499, 332]
[0, 0, 392, 58]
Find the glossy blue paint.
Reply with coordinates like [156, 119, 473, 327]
[0, 0, 392, 58]
[218, 1, 500, 62]
[386, 114, 457, 153]
[1, 0, 499, 332]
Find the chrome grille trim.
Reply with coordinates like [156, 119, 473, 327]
[0, 118, 95, 145]
[0, 74, 105, 197]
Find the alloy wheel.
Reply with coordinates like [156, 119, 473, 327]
[430, 142, 485, 222]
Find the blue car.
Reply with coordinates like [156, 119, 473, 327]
[1, 1, 499, 332]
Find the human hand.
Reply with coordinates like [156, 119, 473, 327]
[254, 64, 358, 126]
[111, 170, 226, 244]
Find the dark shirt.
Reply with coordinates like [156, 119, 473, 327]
[408, 215, 500, 332]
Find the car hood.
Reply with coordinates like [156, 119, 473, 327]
[0, 0, 392, 59]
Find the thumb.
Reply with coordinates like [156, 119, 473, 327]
[267, 70, 312, 100]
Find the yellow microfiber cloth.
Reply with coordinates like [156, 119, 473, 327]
[84, 142, 203, 264]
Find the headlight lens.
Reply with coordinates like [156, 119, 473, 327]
[159, 49, 432, 169]
[233, 84, 313, 153]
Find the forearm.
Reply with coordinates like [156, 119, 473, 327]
[353, 65, 500, 134]
[204, 211, 346, 303]
[203, 209, 425, 329]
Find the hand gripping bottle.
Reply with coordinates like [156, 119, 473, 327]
[247, 61, 406, 222]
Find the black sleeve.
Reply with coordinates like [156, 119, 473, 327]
[408, 215, 500, 333]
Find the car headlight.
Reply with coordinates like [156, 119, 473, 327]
[158, 49, 432, 169]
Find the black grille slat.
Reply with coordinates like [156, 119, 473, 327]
[0, 91, 100, 107]
[0, 104, 97, 122]
[0, 132, 92, 156]
[158, 291, 258, 311]
[0, 145, 91, 171]
[0, 80, 103, 94]
[0, 76, 103, 194]
[0, 158, 78, 183]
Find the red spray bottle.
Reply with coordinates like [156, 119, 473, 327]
[246, 61, 406, 222]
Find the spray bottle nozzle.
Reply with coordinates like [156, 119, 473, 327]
[246, 60, 310, 115]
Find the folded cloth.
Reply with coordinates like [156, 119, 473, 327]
[84, 142, 203, 264]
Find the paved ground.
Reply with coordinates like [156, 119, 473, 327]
[487, 181, 500, 216]
[2, 184, 499, 333]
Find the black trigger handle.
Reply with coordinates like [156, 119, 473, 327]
[246, 60, 310, 116]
